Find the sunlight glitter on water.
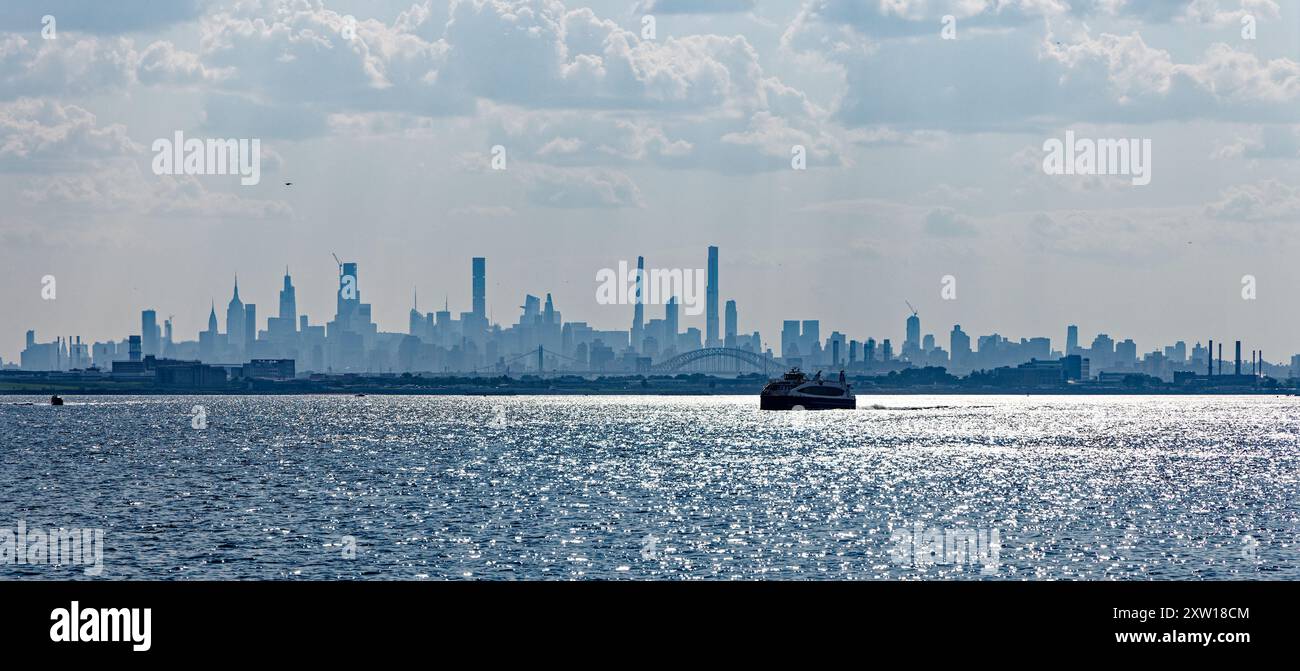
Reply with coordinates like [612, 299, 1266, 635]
[1, 394, 1297, 580]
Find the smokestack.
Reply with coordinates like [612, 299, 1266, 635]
[1235, 341, 1241, 376]
[1208, 339, 1213, 376]
[1218, 343, 1222, 375]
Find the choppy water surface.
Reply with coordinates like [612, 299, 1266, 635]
[2, 394, 1298, 580]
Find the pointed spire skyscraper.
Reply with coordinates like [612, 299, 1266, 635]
[226, 274, 246, 348]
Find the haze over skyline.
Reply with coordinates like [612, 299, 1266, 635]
[4, 0, 1300, 363]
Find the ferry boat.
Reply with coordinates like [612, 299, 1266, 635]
[760, 368, 856, 410]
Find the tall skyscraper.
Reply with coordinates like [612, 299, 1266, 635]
[141, 310, 158, 356]
[244, 304, 256, 354]
[705, 246, 719, 347]
[226, 275, 245, 348]
[665, 296, 679, 342]
[1066, 324, 1079, 355]
[200, 302, 219, 362]
[472, 257, 486, 319]
[801, 320, 819, 355]
[905, 312, 920, 355]
[335, 262, 361, 326]
[631, 256, 645, 351]
[724, 299, 737, 348]
[279, 268, 297, 327]
[781, 320, 801, 358]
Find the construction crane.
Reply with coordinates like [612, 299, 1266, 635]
[905, 300, 918, 317]
[331, 252, 342, 272]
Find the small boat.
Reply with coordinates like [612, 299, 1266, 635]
[50, 395, 64, 406]
[760, 368, 855, 410]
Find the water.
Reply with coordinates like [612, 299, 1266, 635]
[2, 394, 1297, 580]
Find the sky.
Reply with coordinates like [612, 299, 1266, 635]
[2, 0, 1300, 363]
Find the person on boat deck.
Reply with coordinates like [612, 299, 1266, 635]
[839, 370, 846, 384]
[814, 371, 822, 382]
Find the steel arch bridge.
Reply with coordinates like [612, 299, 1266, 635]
[650, 347, 778, 374]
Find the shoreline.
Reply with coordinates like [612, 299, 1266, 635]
[4, 387, 1296, 397]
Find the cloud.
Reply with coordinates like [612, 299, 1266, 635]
[634, 1, 757, 14]
[177, 0, 841, 173]
[0, 0, 208, 35]
[197, 2, 462, 117]
[1213, 124, 1300, 159]
[19, 161, 292, 219]
[523, 165, 645, 208]
[1204, 179, 1300, 221]
[784, 0, 1069, 48]
[0, 98, 138, 170]
[0, 34, 139, 100]
[924, 206, 978, 236]
[0, 32, 220, 100]
[1181, 0, 1280, 26]
[137, 40, 228, 86]
[845, 125, 946, 147]
[782, 2, 1300, 132]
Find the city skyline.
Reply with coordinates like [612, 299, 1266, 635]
[3, 1, 1299, 365]
[10, 245, 1294, 381]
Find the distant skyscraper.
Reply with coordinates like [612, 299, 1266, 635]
[801, 320, 819, 358]
[244, 304, 256, 353]
[521, 294, 540, 322]
[706, 246, 719, 347]
[409, 289, 422, 336]
[472, 257, 486, 319]
[1116, 338, 1137, 365]
[724, 299, 737, 347]
[882, 339, 893, 362]
[226, 275, 245, 347]
[665, 296, 679, 341]
[336, 262, 360, 319]
[631, 256, 645, 351]
[141, 310, 158, 356]
[950, 325, 971, 367]
[1090, 333, 1114, 369]
[905, 312, 920, 357]
[1066, 324, 1079, 355]
[279, 268, 297, 327]
[781, 320, 800, 358]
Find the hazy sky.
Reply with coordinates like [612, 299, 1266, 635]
[3, 0, 1300, 363]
